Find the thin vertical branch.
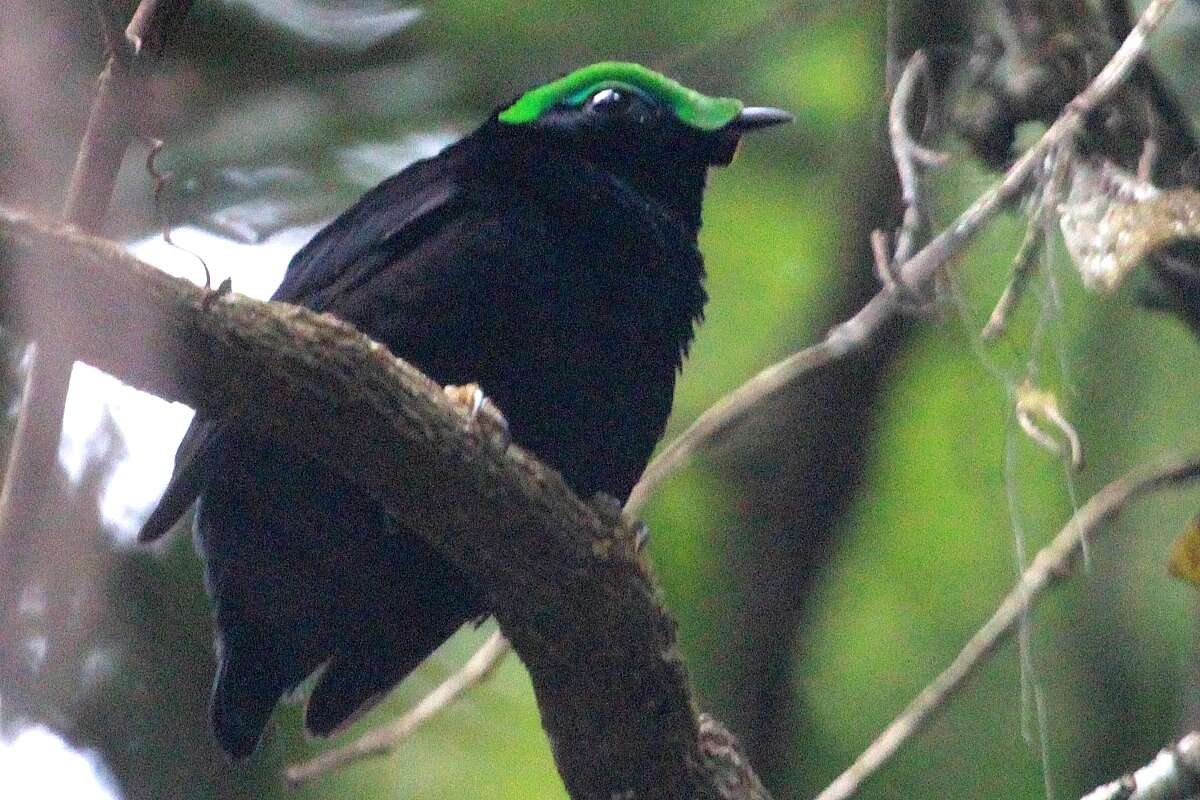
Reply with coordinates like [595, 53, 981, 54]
[0, 0, 194, 641]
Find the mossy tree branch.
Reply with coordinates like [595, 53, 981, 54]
[0, 205, 769, 800]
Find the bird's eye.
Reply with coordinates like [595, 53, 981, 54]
[586, 87, 632, 114]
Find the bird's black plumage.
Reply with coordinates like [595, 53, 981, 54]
[138, 62, 789, 757]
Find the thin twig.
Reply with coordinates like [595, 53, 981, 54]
[867, 50, 949, 321]
[1100, 0, 1199, 181]
[870, 229, 894, 288]
[629, 0, 1180, 512]
[982, 202, 1047, 340]
[812, 454, 1200, 800]
[62, 0, 195, 227]
[0, 0, 194, 648]
[284, 629, 510, 787]
[983, 143, 1074, 341]
[885, 50, 947, 306]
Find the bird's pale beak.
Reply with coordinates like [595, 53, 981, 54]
[730, 106, 794, 132]
[709, 106, 792, 165]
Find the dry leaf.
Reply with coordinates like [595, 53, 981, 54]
[1059, 160, 1200, 292]
[1167, 515, 1200, 588]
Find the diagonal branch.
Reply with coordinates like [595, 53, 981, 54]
[632, 0, 1181, 512]
[976, 0, 1200, 333]
[0, 1, 1178, 791]
[813, 454, 1200, 800]
[0, 205, 769, 800]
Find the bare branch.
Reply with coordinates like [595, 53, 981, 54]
[295, 36, 956, 791]
[63, 0, 196, 228]
[280, 0, 1183, 780]
[285, 394, 688, 786]
[869, 50, 948, 319]
[813, 454, 1200, 800]
[631, 0, 1179, 512]
[284, 629, 511, 787]
[1080, 731, 1200, 800]
[3, 0, 1180, 787]
[981, 203, 1046, 340]
[888, 50, 946, 268]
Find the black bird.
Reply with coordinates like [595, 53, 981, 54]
[138, 61, 790, 758]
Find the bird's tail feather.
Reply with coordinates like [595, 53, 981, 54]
[210, 650, 288, 760]
[304, 612, 468, 738]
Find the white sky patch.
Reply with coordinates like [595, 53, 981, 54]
[222, 0, 421, 50]
[57, 139, 444, 543]
[58, 224, 320, 542]
[336, 131, 458, 186]
[0, 726, 120, 800]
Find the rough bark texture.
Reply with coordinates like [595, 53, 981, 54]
[0, 205, 769, 800]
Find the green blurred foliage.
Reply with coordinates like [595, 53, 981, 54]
[5, 1, 1200, 799]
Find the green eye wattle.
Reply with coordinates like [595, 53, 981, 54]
[498, 61, 744, 130]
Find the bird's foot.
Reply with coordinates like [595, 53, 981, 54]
[443, 382, 511, 450]
[587, 491, 624, 523]
[586, 492, 648, 552]
[633, 521, 650, 552]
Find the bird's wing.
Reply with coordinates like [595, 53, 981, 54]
[272, 163, 465, 310]
[137, 415, 231, 542]
[137, 168, 468, 544]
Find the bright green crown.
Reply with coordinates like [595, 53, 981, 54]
[498, 61, 743, 131]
